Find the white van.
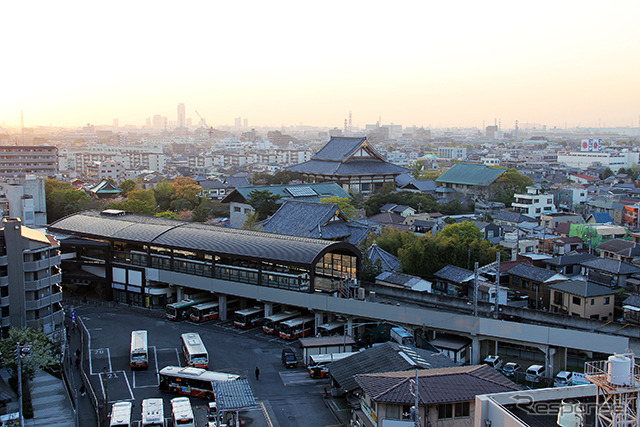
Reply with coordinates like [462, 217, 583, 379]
[554, 371, 589, 387]
[110, 401, 132, 427]
[483, 355, 503, 370]
[525, 364, 545, 383]
[171, 397, 195, 427]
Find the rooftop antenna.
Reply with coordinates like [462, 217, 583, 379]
[348, 111, 352, 131]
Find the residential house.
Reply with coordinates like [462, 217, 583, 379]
[197, 179, 229, 200]
[474, 201, 506, 217]
[569, 174, 600, 185]
[622, 295, 640, 325]
[435, 163, 506, 200]
[540, 212, 584, 230]
[328, 342, 456, 395]
[586, 198, 625, 225]
[507, 263, 569, 309]
[366, 243, 400, 273]
[597, 239, 640, 264]
[432, 265, 474, 296]
[550, 236, 584, 255]
[221, 182, 350, 228]
[556, 187, 588, 211]
[410, 219, 438, 234]
[585, 212, 614, 224]
[375, 271, 432, 292]
[511, 185, 556, 218]
[548, 280, 615, 321]
[428, 334, 472, 364]
[259, 200, 372, 245]
[492, 211, 537, 227]
[353, 365, 521, 427]
[542, 253, 598, 276]
[579, 258, 640, 289]
[367, 212, 410, 232]
[471, 221, 502, 242]
[379, 203, 416, 218]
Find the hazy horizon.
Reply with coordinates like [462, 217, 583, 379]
[3, 1, 639, 129]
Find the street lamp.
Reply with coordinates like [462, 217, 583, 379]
[16, 343, 31, 427]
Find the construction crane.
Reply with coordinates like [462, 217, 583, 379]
[195, 110, 214, 139]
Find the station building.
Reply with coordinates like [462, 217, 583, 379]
[48, 210, 361, 311]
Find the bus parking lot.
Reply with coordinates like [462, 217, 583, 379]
[72, 304, 336, 427]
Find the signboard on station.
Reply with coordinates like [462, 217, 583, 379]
[581, 138, 603, 151]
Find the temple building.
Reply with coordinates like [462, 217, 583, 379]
[287, 136, 409, 194]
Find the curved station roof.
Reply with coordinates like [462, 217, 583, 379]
[48, 210, 360, 267]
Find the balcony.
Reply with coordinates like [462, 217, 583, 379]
[26, 309, 64, 331]
[25, 292, 63, 311]
[24, 273, 62, 291]
[23, 255, 62, 272]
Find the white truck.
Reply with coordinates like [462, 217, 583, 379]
[554, 371, 589, 387]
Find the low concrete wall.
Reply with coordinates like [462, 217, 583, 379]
[365, 282, 640, 341]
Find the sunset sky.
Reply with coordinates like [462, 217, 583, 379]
[2, 1, 639, 129]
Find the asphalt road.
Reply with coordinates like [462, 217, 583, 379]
[73, 304, 338, 427]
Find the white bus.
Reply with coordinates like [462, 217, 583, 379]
[317, 321, 345, 337]
[180, 332, 208, 369]
[159, 366, 240, 400]
[171, 397, 195, 427]
[141, 398, 165, 427]
[233, 307, 263, 329]
[130, 330, 148, 369]
[279, 315, 315, 340]
[188, 298, 239, 323]
[262, 311, 300, 335]
[109, 401, 132, 427]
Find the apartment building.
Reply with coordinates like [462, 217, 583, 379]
[0, 176, 47, 226]
[511, 185, 556, 218]
[0, 146, 58, 178]
[0, 218, 64, 338]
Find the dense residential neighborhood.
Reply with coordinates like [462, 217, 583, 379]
[1, 121, 640, 426]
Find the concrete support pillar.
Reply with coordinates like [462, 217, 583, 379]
[176, 286, 184, 301]
[548, 346, 567, 376]
[346, 318, 354, 339]
[315, 312, 324, 336]
[218, 295, 228, 321]
[471, 335, 481, 365]
[479, 339, 499, 360]
[264, 302, 273, 318]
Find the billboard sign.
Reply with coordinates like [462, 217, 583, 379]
[581, 139, 603, 152]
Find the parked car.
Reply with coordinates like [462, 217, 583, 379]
[282, 347, 297, 368]
[502, 362, 521, 378]
[525, 364, 545, 383]
[207, 402, 217, 421]
[554, 371, 589, 387]
[483, 355, 503, 370]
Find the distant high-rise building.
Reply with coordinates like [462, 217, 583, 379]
[243, 118, 248, 128]
[152, 115, 164, 130]
[177, 103, 186, 128]
[486, 125, 498, 139]
[235, 117, 242, 128]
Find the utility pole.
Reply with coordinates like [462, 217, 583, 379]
[473, 262, 479, 317]
[494, 252, 500, 318]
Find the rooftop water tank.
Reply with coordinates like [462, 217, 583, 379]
[607, 354, 632, 386]
[556, 399, 584, 427]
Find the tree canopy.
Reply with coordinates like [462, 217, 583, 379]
[320, 196, 357, 219]
[247, 190, 282, 221]
[490, 169, 534, 206]
[371, 222, 503, 279]
[45, 179, 97, 223]
[0, 327, 59, 381]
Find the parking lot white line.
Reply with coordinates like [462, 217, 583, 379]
[107, 347, 113, 373]
[123, 371, 134, 400]
[79, 317, 92, 373]
[90, 348, 110, 375]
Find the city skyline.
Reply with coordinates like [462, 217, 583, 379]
[2, 1, 639, 130]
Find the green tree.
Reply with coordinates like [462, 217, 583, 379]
[242, 212, 262, 230]
[602, 167, 614, 180]
[128, 189, 156, 207]
[119, 179, 137, 196]
[381, 181, 396, 195]
[439, 221, 483, 246]
[247, 190, 282, 221]
[191, 198, 214, 223]
[154, 181, 174, 212]
[109, 198, 156, 215]
[0, 327, 59, 382]
[45, 179, 94, 223]
[155, 211, 180, 219]
[491, 169, 534, 205]
[321, 196, 357, 219]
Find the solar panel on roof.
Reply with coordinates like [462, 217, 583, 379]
[285, 186, 317, 197]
